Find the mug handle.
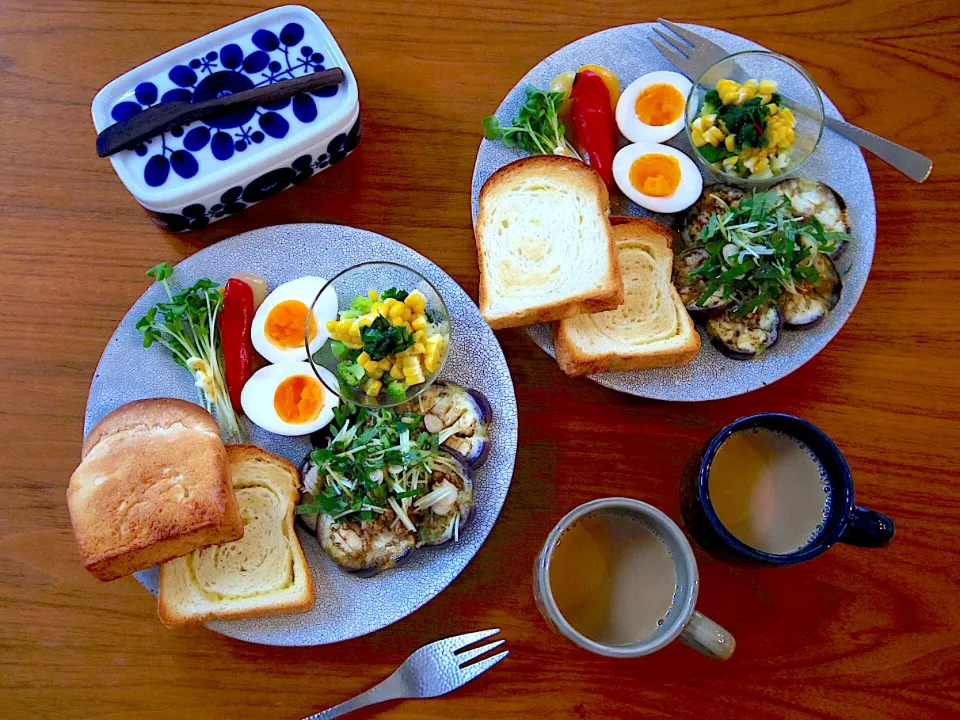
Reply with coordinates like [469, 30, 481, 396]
[839, 506, 895, 547]
[679, 611, 735, 661]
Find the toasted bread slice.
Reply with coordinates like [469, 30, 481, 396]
[475, 155, 623, 329]
[158, 445, 315, 627]
[68, 398, 242, 582]
[554, 218, 700, 376]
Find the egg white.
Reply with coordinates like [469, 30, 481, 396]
[612, 143, 703, 214]
[251, 276, 337, 364]
[241, 362, 340, 436]
[616, 71, 693, 144]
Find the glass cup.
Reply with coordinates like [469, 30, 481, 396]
[684, 50, 825, 186]
[534, 498, 735, 660]
[306, 261, 450, 408]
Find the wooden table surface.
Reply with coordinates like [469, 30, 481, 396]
[3, 0, 959, 717]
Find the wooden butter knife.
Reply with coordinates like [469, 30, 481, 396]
[96, 68, 345, 158]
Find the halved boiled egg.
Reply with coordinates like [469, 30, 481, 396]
[241, 362, 340, 436]
[616, 71, 693, 144]
[251, 276, 337, 364]
[613, 143, 703, 213]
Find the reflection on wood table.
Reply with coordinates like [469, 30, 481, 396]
[1, 0, 959, 718]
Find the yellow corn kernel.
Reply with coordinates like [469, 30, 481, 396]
[724, 134, 736, 152]
[405, 290, 426, 309]
[388, 303, 405, 319]
[701, 114, 716, 129]
[758, 79, 778, 95]
[400, 355, 420, 368]
[424, 360, 439, 374]
[759, 94, 772, 106]
[401, 306, 412, 321]
[363, 379, 382, 396]
[411, 315, 428, 332]
[722, 156, 738, 169]
[742, 79, 759, 100]
[326, 319, 338, 333]
[378, 358, 392, 371]
[691, 117, 704, 133]
[357, 351, 371, 365]
[691, 128, 706, 148]
[427, 334, 444, 346]
[389, 365, 405, 380]
[389, 316, 405, 327]
[413, 329, 427, 342]
[716, 79, 740, 105]
[704, 126, 725, 147]
[368, 289, 379, 301]
[338, 320, 353, 334]
[402, 365, 421, 378]
[362, 359, 380, 374]
[409, 342, 425, 355]
[778, 108, 796, 124]
[350, 328, 362, 341]
[767, 103, 778, 116]
[357, 315, 374, 329]
[370, 368, 385, 380]
[371, 302, 387, 316]
[405, 374, 426, 388]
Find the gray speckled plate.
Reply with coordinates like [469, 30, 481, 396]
[84, 224, 518, 646]
[471, 23, 875, 401]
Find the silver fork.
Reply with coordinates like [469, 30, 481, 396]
[651, 18, 933, 183]
[302, 629, 509, 719]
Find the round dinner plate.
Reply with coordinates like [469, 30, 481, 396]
[84, 224, 518, 646]
[471, 23, 876, 401]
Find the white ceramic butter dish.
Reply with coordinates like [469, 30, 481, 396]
[91, 5, 360, 231]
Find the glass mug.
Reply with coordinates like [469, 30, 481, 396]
[534, 498, 735, 661]
[681, 413, 895, 565]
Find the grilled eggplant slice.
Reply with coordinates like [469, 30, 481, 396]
[415, 454, 474, 547]
[771, 178, 850, 258]
[673, 247, 731, 317]
[298, 453, 321, 534]
[782, 254, 842, 330]
[413, 382, 492, 467]
[681, 184, 745, 247]
[707, 305, 783, 360]
[317, 509, 416, 575]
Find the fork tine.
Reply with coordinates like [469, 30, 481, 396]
[448, 628, 501, 651]
[651, 27, 691, 58]
[650, 37, 694, 76]
[657, 18, 703, 48]
[457, 639, 506, 664]
[456, 650, 510, 683]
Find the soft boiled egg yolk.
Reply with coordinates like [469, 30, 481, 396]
[265, 300, 317, 350]
[635, 83, 685, 127]
[629, 153, 682, 197]
[274, 374, 323, 424]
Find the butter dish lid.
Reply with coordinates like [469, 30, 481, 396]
[91, 5, 359, 208]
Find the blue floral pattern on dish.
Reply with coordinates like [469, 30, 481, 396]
[147, 117, 361, 232]
[111, 21, 341, 188]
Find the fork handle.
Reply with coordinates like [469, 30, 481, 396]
[302, 672, 406, 719]
[821, 115, 932, 183]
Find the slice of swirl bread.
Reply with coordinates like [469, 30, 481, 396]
[158, 445, 315, 626]
[554, 218, 701, 377]
[475, 155, 624, 329]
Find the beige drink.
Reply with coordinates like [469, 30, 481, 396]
[549, 512, 678, 645]
[709, 428, 831, 555]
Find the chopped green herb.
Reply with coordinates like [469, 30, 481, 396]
[361, 315, 414, 361]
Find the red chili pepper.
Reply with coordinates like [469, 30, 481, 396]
[570, 70, 617, 189]
[219, 278, 255, 413]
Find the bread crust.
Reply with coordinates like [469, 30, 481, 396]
[157, 444, 315, 627]
[68, 398, 242, 582]
[476, 155, 624, 329]
[554, 218, 701, 377]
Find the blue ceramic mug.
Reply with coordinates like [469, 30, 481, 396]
[680, 413, 895, 565]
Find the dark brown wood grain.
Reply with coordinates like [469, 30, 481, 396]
[2, 0, 959, 718]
